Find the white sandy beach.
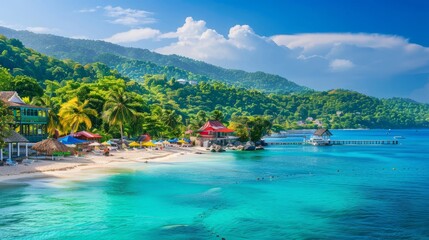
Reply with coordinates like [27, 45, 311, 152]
[0, 147, 206, 181]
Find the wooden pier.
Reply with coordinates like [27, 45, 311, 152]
[329, 140, 399, 145]
[268, 142, 306, 145]
[267, 140, 399, 146]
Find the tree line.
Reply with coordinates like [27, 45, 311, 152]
[0, 35, 428, 144]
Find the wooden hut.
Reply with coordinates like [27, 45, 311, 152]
[313, 128, 333, 140]
[32, 138, 69, 155]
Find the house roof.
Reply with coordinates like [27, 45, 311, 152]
[314, 128, 333, 136]
[0, 91, 47, 109]
[2, 130, 29, 143]
[4, 101, 47, 109]
[136, 134, 151, 142]
[31, 138, 68, 154]
[72, 131, 102, 139]
[0, 91, 16, 102]
[198, 120, 234, 133]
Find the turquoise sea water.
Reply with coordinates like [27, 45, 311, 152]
[1, 129, 428, 239]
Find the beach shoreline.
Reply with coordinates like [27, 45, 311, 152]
[0, 147, 206, 182]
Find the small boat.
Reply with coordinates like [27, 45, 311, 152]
[306, 136, 332, 146]
[255, 146, 264, 150]
[393, 136, 405, 139]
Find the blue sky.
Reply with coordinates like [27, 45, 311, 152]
[0, 0, 429, 102]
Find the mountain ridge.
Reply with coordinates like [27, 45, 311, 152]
[0, 33, 428, 129]
[0, 26, 308, 93]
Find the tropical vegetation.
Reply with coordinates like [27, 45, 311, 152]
[0, 26, 307, 94]
[0, 101, 13, 147]
[0, 35, 428, 143]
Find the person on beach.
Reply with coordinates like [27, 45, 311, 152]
[104, 147, 110, 156]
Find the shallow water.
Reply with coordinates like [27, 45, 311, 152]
[1, 129, 428, 239]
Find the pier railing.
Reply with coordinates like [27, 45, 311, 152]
[267, 140, 399, 145]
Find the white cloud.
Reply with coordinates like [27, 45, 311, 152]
[78, 7, 99, 13]
[156, 17, 281, 63]
[104, 5, 156, 25]
[157, 17, 235, 60]
[272, 33, 406, 50]
[25, 26, 58, 34]
[0, 21, 58, 34]
[0, 20, 19, 29]
[228, 25, 259, 50]
[152, 17, 429, 102]
[329, 59, 354, 71]
[104, 28, 161, 43]
[87, 15, 429, 101]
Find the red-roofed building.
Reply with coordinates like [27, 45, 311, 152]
[72, 131, 102, 142]
[136, 134, 151, 143]
[196, 120, 236, 147]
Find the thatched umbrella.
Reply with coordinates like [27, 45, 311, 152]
[32, 138, 69, 158]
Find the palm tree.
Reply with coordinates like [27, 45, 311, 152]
[32, 94, 60, 136]
[161, 109, 183, 138]
[210, 109, 224, 122]
[58, 97, 97, 133]
[162, 109, 180, 130]
[103, 89, 136, 144]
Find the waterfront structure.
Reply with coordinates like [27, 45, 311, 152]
[72, 131, 102, 142]
[306, 128, 333, 146]
[313, 128, 333, 140]
[0, 91, 48, 142]
[0, 130, 30, 161]
[196, 120, 235, 147]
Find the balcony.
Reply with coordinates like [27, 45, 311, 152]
[19, 115, 48, 124]
[199, 134, 233, 139]
[199, 134, 216, 139]
[25, 134, 48, 143]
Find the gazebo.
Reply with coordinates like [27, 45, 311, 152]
[1, 130, 29, 161]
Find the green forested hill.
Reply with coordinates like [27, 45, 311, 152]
[0, 34, 428, 135]
[142, 78, 429, 129]
[0, 27, 307, 93]
[0, 35, 123, 86]
[94, 53, 211, 83]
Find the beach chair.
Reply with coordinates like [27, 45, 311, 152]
[22, 159, 35, 165]
[92, 150, 103, 155]
[5, 159, 18, 166]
